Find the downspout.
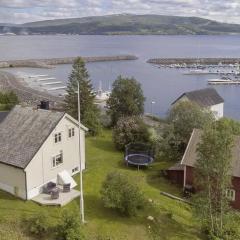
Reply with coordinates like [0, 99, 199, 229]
[24, 170, 28, 200]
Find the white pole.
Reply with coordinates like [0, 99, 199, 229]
[78, 81, 85, 223]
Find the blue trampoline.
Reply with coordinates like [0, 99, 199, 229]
[124, 143, 154, 170]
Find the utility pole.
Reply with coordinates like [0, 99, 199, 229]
[77, 81, 85, 223]
[151, 101, 156, 116]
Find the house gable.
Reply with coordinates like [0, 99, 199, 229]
[24, 115, 86, 199]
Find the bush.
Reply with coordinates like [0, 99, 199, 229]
[28, 211, 50, 237]
[112, 116, 151, 151]
[100, 172, 145, 216]
[56, 210, 84, 240]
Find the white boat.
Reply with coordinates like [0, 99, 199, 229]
[94, 81, 111, 102]
[208, 77, 240, 85]
[183, 69, 210, 75]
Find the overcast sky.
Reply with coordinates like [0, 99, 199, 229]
[0, 0, 240, 24]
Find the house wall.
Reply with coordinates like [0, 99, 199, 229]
[185, 166, 240, 210]
[166, 170, 184, 185]
[210, 103, 224, 119]
[230, 177, 240, 209]
[0, 163, 26, 199]
[173, 97, 224, 120]
[25, 115, 86, 199]
[185, 166, 194, 186]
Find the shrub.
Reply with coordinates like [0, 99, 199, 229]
[100, 172, 145, 216]
[28, 211, 50, 237]
[112, 116, 151, 151]
[56, 210, 84, 240]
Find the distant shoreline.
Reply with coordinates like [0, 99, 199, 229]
[0, 55, 138, 69]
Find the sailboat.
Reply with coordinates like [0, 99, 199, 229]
[94, 81, 111, 103]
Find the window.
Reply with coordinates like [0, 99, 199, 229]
[54, 132, 62, 143]
[68, 128, 75, 138]
[52, 152, 63, 168]
[226, 189, 235, 201]
[72, 167, 79, 173]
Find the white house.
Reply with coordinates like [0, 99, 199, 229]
[0, 105, 88, 200]
[171, 88, 224, 119]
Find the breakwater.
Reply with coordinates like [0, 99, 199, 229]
[147, 58, 240, 65]
[0, 55, 138, 69]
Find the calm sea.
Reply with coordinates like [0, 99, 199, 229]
[1, 35, 240, 119]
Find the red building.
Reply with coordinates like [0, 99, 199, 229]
[167, 129, 240, 209]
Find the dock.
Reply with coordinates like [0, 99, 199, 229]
[38, 77, 56, 81]
[41, 82, 62, 86]
[47, 86, 67, 91]
[29, 74, 48, 78]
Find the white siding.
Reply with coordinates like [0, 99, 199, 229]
[210, 103, 224, 119]
[0, 163, 26, 199]
[25, 115, 86, 199]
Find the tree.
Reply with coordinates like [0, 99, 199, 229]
[194, 123, 233, 239]
[0, 91, 19, 110]
[106, 76, 145, 126]
[64, 57, 101, 135]
[100, 172, 145, 216]
[159, 101, 214, 161]
[112, 116, 151, 151]
[56, 210, 84, 240]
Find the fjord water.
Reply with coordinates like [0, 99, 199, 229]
[1, 35, 240, 118]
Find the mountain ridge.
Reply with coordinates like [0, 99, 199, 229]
[1, 14, 240, 35]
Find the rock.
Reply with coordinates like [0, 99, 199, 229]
[148, 198, 153, 203]
[147, 216, 154, 221]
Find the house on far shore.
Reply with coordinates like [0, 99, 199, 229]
[167, 129, 240, 209]
[171, 88, 224, 119]
[0, 105, 88, 202]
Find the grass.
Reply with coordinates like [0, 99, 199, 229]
[0, 129, 205, 240]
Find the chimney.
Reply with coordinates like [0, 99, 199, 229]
[39, 101, 50, 110]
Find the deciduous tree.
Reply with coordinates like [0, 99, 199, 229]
[107, 76, 145, 126]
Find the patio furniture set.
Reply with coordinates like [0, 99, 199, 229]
[43, 182, 71, 200]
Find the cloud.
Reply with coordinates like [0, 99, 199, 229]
[0, 0, 240, 24]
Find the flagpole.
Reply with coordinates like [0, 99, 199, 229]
[78, 81, 85, 223]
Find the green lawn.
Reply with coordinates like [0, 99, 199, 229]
[0, 130, 205, 240]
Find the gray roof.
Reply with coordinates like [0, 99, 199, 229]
[172, 88, 224, 107]
[181, 129, 240, 178]
[0, 105, 65, 169]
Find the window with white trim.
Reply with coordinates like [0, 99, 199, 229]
[68, 128, 75, 138]
[72, 167, 79, 173]
[226, 189, 235, 201]
[54, 132, 62, 143]
[52, 152, 63, 168]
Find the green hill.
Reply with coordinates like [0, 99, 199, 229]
[2, 14, 240, 35]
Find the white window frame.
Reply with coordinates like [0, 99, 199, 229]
[226, 189, 235, 201]
[54, 132, 62, 143]
[72, 166, 79, 174]
[68, 128, 75, 138]
[52, 152, 63, 168]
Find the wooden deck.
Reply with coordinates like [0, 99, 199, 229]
[32, 189, 80, 207]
